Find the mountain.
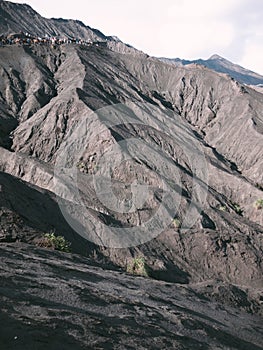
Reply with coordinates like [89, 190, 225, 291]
[0, 1, 263, 348]
[160, 54, 263, 86]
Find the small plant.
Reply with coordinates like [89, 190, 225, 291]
[126, 257, 148, 277]
[76, 161, 87, 173]
[37, 232, 71, 252]
[172, 218, 181, 229]
[219, 205, 227, 212]
[254, 199, 263, 210]
[232, 203, 243, 216]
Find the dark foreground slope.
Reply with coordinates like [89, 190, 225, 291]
[0, 243, 263, 350]
[0, 171, 102, 256]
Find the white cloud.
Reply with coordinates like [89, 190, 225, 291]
[169, 0, 239, 18]
[156, 17, 235, 59]
[239, 37, 263, 74]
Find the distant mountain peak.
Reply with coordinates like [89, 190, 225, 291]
[160, 54, 263, 86]
[209, 54, 224, 60]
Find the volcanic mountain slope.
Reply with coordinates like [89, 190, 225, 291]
[0, 38, 263, 292]
[160, 54, 263, 86]
[0, 2, 263, 347]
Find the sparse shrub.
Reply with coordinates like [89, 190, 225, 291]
[172, 218, 181, 229]
[219, 206, 227, 212]
[254, 199, 263, 210]
[126, 257, 148, 277]
[76, 161, 87, 173]
[37, 232, 71, 252]
[233, 203, 243, 216]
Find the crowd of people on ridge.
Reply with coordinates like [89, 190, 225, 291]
[0, 31, 97, 47]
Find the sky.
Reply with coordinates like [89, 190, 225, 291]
[12, 0, 263, 74]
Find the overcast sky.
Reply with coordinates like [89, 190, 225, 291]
[13, 0, 263, 74]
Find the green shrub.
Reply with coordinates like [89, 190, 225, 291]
[254, 199, 263, 210]
[37, 232, 71, 252]
[219, 205, 227, 212]
[126, 257, 148, 277]
[172, 218, 181, 229]
[76, 161, 88, 173]
[233, 203, 243, 215]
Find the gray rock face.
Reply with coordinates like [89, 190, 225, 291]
[0, 243, 262, 350]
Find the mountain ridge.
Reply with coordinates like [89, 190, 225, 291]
[0, 0, 142, 55]
[160, 54, 263, 86]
